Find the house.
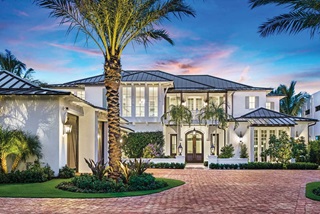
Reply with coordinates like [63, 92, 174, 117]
[301, 91, 320, 140]
[0, 70, 131, 175]
[50, 70, 317, 163]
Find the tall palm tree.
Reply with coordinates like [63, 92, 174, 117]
[0, 49, 35, 79]
[275, 81, 309, 116]
[35, 0, 195, 178]
[198, 102, 235, 154]
[249, 0, 320, 38]
[0, 127, 17, 174]
[10, 130, 43, 172]
[162, 104, 192, 149]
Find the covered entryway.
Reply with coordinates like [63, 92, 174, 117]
[185, 130, 204, 163]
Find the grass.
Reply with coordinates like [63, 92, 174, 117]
[306, 181, 320, 201]
[0, 178, 184, 198]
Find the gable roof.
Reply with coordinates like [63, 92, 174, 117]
[52, 70, 272, 91]
[237, 107, 317, 126]
[0, 70, 70, 95]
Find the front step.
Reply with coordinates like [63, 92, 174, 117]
[185, 163, 206, 169]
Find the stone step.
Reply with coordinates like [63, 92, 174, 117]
[185, 163, 206, 169]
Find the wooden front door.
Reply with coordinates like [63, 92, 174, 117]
[186, 131, 204, 163]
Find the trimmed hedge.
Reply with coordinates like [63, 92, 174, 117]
[209, 162, 318, 170]
[203, 161, 208, 167]
[149, 162, 185, 169]
[0, 164, 54, 183]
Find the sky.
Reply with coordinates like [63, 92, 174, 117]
[0, 0, 320, 93]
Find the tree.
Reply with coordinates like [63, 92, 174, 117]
[162, 104, 192, 149]
[261, 132, 292, 164]
[275, 81, 309, 116]
[198, 102, 235, 154]
[35, 0, 195, 178]
[249, 0, 320, 38]
[0, 49, 35, 79]
[0, 127, 16, 174]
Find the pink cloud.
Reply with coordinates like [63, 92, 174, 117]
[47, 43, 101, 57]
[14, 10, 29, 17]
[238, 66, 250, 83]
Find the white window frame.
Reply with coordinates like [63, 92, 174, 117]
[149, 87, 158, 117]
[249, 96, 255, 109]
[122, 87, 132, 117]
[136, 87, 145, 117]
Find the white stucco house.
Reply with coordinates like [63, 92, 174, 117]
[301, 91, 320, 140]
[0, 70, 131, 175]
[50, 70, 317, 164]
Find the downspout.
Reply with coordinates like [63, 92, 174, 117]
[164, 86, 169, 117]
[308, 121, 317, 142]
[231, 91, 235, 117]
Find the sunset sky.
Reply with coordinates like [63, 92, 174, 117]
[1, 0, 319, 93]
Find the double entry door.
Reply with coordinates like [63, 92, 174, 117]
[185, 131, 203, 163]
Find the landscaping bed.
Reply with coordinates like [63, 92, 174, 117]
[306, 182, 320, 201]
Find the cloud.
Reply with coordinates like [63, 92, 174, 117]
[47, 43, 101, 57]
[238, 66, 250, 83]
[14, 10, 29, 17]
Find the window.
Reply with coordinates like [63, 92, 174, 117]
[136, 87, 145, 117]
[187, 98, 194, 110]
[245, 96, 259, 109]
[122, 87, 132, 117]
[305, 109, 310, 115]
[316, 136, 320, 141]
[316, 105, 320, 112]
[170, 134, 177, 156]
[72, 91, 85, 100]
[149, 87, 158, 117]
[266, 102, 275, 110]
[254, 130, 258, 162]
[260, 130, 267, 162]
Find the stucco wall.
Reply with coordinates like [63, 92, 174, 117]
[232, 91, 267, 117]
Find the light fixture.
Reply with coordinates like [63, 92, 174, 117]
[239, 131, 243, 143]
[210, 144, 215, 155]
[64, 124, 72, 134]
[120, 138, 123, 143]
[178, 143, 183, 156]
[193, 128, 196, 136]
[295, 131, 299, 138]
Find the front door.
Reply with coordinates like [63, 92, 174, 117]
[186, 131, 204, 163]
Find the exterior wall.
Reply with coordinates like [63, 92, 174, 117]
[85, 86, 105, 108]
[232, 91, 267, 117]
[0, 96, 61, 174]
[302, 91, 320, 140]
[266, 96, 280, 112]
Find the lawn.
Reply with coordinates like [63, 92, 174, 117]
[306, 182, 320, 201]
[0, 178, 184, 198]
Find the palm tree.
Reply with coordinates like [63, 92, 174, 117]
[162, 104, 192, 150]
[0, 49, 35, 79]
[249, 0, 320, 38]
[35, 0, 195, 178]
[198, 102, 235, 154]
[10, 130, 43, 172]
[0, 127, 17, 174]
[275, 81, 309, 116]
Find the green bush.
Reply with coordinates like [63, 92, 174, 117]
[122, 131, 164, 158]
[129, 173, 167, 191]
[149, 162, 185, 169]
[286, 162, 318, 170]
[0, 163, 54, 183]
[240, 143, 249, 158]
[203, 161, 208, 167]
[218, 144, 234, 158]
[58, 165, 75, 178]
[309, 140, 320, 165]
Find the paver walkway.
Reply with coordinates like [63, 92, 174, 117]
[0, 169, 320, 213]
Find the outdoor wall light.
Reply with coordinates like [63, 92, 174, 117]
[120, 138, 123, 143]
[193, 128, 196, 136]
[239, 131, 243, 143]
[178, 143, 183, 156]
[210, 144, 215, 155]
[295, 131, 299, 138]
[64, 124, 72, 134]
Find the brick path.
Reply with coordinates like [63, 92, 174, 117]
[1, 169, 320, 213]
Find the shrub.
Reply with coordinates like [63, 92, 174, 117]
[218, 144, 234, 158]
[309, 140, 320, 165]
[286, 162, 318, 170]
[0, 163, 54, 183]
[149, 162, 185, 169]
[128, 158, 150, 175]
[128, 173, 167, 191]
[313, 187, 320, 196]
[84, 158, 110, 180]
[143, 143, 164, 158]
[240, 143, 249, 158]
[58, 165, 75, 178]
[122, 131, 164, 158]
[203, 161, 208, 167]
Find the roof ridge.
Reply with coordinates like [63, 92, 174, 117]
[63, 73, 104, 84]
[0, 70, 39, 89]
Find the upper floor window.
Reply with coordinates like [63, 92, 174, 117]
[187, 97, 203, 111]
[245, 96, 259, 109]
[266, 102, 274, 110]
[136, 87, 145, 117]
[305, 109, 310, 115]
[122, 87, 132, 117]
[316, 105, 320, 112]
[149, 87, 158, 117]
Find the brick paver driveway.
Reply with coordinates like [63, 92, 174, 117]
[0, 169, 320, 213]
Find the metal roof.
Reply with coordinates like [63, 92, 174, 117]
[51, 70, 271, 91]
[0, 70, 70, 95]
[237, 107, 317, 126]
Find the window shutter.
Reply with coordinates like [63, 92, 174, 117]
[102, 88, 107, 108]
[255, 96, 259, 108]
[271, 102, 275, 110]
[245, 96, 249, 109]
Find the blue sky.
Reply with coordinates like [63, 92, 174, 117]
[1, 0, 319, 93]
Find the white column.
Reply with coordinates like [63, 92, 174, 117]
[249, 127, 254, 162]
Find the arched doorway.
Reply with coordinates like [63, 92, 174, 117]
[185, 130, 204, 163]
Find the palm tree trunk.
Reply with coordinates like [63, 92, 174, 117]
[1, 153, 8, 174]
[11, 155, 21, 172]
[104, 55, 122, 179]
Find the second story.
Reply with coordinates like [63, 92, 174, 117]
[50, 70, 283, 124]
